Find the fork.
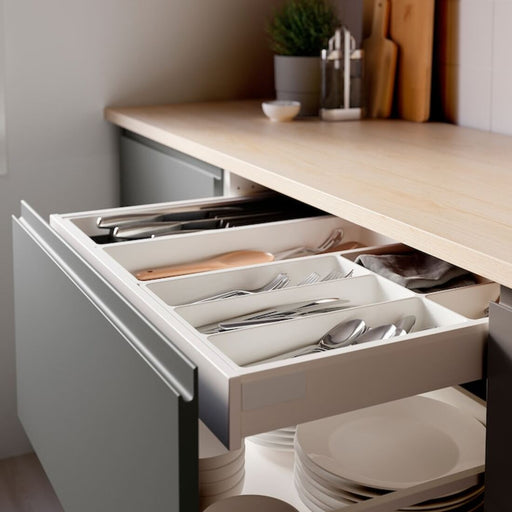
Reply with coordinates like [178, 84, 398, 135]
[296, 272, 321, 286]
[321, 269, 354, 281]
[274, 228, 344, 261]
[189, 272, 290, 303]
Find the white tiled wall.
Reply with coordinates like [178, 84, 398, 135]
[440, 0, 512, 135]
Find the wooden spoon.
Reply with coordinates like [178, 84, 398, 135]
[135, 250, 275, 281]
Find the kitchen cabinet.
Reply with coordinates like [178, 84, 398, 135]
[119, 131, 223, 206]
[12, 101, 512, 511]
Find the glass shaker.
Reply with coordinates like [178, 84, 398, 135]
[320, 26, 363, 121]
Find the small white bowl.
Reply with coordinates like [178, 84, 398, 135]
[262, 100, 301, 122]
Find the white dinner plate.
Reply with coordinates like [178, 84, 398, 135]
[295, 440, 384, 498]
[199, 453, 246, 484]
[298, 451, 484, 511]
[294, 476, 328, 512]
[203, 494, 299, 512]
[296, 396, 485, 490]
[248, 436, 294, 451]
[199, 421, 245, 470]
[199, 472, 246, 510]
[401, 486, 484, 511]
[300, 470, 483, 512]
[295, 457, 362, 503]
[257, 431, 295, 442]
[295, 467, 355, 508]
[297, 460, 484, 512]
[200, 470, 246, 497]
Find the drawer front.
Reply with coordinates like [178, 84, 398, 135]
[13, 203, 198, 512]
[120, 132, 223, 206]
[47, 197, 491, 449]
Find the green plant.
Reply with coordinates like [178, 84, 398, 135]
[266, 0, 340, 56]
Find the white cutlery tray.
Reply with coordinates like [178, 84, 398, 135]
[206, 297, 475, 367]
[146, 254, 364, 306]
[173, 273, 414, 329]
[49, 195, 492, 450]
[101, 215, 386, 276]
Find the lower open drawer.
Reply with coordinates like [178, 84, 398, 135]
[46, 196, 492, 449]
[238, 387, 486, 512]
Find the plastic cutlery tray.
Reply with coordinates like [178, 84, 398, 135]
[49, 195, 495, 449]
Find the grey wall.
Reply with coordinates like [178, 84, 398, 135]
[0, 0, 277, 459]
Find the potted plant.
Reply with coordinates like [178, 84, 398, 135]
[267, 0, 340, 116]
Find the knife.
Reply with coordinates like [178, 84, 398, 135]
[96, 194, 302, 229]
[98, 206, 246, 230]
[112, 211, 286, 240]
[199, 298, 350, 334]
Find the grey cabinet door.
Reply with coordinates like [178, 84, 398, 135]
[120, 132, 223, 206]
[12, 202, 198, 512]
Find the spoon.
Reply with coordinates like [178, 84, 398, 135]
[395, 314, 416, 335]
[318, 318, 367, 349]
[351, 315, 417, 344]
[247, 318, 367, 365]
[135, 250, 274, 281]
[351, 324, 398, 344]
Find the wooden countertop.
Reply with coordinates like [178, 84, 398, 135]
[105, 100, 512, 289]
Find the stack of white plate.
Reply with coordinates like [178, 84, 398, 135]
[199, 421, 246, 510]
[247, 426, 296, 451]
[294, 396, 486, 512]
[204, 494, 299, 512]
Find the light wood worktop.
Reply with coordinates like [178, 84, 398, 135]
[105, 100, 512, 289]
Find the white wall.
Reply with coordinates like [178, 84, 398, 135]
[0, 0, 277, 459]
[437, 0, 512, 134]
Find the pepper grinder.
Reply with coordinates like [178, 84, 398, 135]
[320, 26, 363, 121]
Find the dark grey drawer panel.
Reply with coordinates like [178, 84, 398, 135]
[120, 131, 223, 206]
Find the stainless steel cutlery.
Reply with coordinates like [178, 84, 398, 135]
[249, 315, 417, 365]
[190, 273, 290, 303]
[93, 194, 326, 242]
[134, 229, 353, 280]
[273, 228, 344, 260]
[112, 211, 286, 240]
[184, 268, 353, 305]
[199, 298, 351, 334]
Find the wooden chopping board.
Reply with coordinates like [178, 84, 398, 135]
[363, 0, 398, 118]
[389, 0, 435, 122]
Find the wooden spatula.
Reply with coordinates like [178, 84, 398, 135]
[363, 0, 398, 118]
[135, 250, 275, 281]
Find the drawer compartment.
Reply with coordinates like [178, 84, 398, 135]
[206, 297, 479, 366]
[45, 198, 489, 449]
[145, 254, 364, 307]
[173, 272, 415, 331]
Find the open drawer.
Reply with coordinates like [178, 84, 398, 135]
[19, 195, 491, 450]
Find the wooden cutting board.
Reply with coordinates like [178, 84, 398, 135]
[389, 0, 435, 122]
[363, 0, 397, 118]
